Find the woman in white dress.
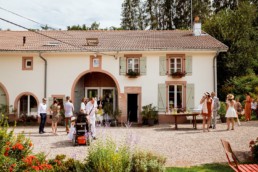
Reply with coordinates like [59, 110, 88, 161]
[225, 94, 237, 130]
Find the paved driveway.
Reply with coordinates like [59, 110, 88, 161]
[13, 121, 258, 167]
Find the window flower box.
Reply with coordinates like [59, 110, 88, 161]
[126, 71, 140, 78]
[171, 71, 187, 78]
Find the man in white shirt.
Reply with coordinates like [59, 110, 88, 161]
[64, 96, 74, 134]
[86, 97, 98, 139]
[38, 98, 47, 134]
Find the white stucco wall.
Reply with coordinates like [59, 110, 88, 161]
[0, 51, 216, 111]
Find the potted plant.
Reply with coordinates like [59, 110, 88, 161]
[218, 101, 227, 123]
[141, 104, 158, 126]
[111, 108, 122, 126]
[126, 70, 140, 78]
[171, 71, 187, 78]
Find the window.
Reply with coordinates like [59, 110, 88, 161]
[22, 57, 33, 70]
[90, 55, 102, 70]
[127, 58, 139, 73]
[170, 57, 182, 74]
[168, 85, 183, 109]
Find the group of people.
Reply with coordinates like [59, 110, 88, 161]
[200, 92, 220, 132]
[37, 96, 107, 140]
[200, 92, 257, 132]
[37, 96, 74, 135]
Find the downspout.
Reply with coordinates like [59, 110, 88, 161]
[213, 51, 220, 93]
[39, 52, 47, 98]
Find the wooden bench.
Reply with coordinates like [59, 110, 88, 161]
[221, 139, 258, 172]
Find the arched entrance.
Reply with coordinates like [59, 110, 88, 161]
[14, 93, 39, 118]
[73, 72, 119, 114]
[0, 83, 9, 114]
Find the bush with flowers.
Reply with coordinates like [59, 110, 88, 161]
[249, 137, 258, 163]
[0, 115, 53, 171]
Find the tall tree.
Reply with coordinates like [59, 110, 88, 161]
[212, 0, 238, 13]
[121, 0, 141, 30]
[203, 2, 258, 98]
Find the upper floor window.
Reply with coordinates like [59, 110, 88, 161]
[127, 58, 139, 73]
[169, 57, 183, 74]
[22, 57, 33, 70]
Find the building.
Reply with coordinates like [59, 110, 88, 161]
[0, 29, 228, 124]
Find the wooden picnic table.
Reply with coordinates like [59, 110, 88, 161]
[170, 112, 200, 130]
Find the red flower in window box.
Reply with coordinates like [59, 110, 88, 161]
[171, 71, 187, 78]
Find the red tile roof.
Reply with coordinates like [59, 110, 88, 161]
[0, 30, 228, 52]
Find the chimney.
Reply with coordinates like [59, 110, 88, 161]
[23, 36, 26, 46]
[193, 16, 202, 36]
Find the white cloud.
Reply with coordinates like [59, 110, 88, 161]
[0, 0, 124, 30]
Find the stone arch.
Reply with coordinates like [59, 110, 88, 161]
[14, 92, 39, 117]
[71, 69, 121, 102]
[0, 82, 10, 110]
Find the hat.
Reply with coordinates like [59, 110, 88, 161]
[204, 92, 210, 97]
[227, 94, 234, 100]
[71, 117, 76, 121]
[42, 98, 47, 101]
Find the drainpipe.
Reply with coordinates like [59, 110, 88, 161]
[213, 51, 220, 93]
[39, 53, 47, 98]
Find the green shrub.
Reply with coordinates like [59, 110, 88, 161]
[131, 150, 166, 172]
[218, 101, 227, 117]
[86, 138, 132, 172]
[48, 154, 85, 172]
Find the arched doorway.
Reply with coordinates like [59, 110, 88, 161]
[73, 72, 118, 113]
[0, 86, 7, 113]
[15, 93, 38, 118]
[0, 83, 9, 114]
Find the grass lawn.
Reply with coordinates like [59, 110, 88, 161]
[166, 163, 234, 172]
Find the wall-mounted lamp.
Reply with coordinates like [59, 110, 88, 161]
[114, 51, 119, 60]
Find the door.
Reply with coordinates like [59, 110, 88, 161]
[127, 94, 138, 122]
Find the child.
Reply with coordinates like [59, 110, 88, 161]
[96, 105, 104, 126]
[68, 116, 76, 140]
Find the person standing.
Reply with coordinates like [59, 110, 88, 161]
[211, 92, 220, 129]
[244, 93, 252, 121]
[86, 97, 98, 139]
[200, 92, 213, 132]
[64, 96, 74, 134]
[80, 97, 87, 114]
[50, 100, 60, 135]
[225, 94, 238, 130]
[38, 98, 47, 134]
[234, 97, 242, 126]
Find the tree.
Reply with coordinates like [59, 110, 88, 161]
[90, 22, 100, 30]
[212, 0, 238, 13]
[121, 0, 141, 30]
[203, 2, 258, 99]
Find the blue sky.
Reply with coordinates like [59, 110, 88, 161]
[0, 0, 124, 30]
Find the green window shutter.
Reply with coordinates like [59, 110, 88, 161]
[119, 57, 126, 75]
[140, 57, 146, 75]
[186, 84, 195, 111]
[159, 56, 167, 76]
[185, 56, 192, 76]
[158, 84, 166, 112]
[48, 97, 54, 109]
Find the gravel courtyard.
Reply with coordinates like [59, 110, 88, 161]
[13, 121, 258, 167]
